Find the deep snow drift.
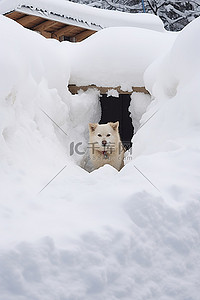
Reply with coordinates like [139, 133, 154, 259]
[0, 14, 200, 300]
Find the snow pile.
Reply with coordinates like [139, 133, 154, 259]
[66, 27, 176, 89]
[0, 16, 69, 175]
[0, 13, 200, 300]
[132, 15, 200, 157]
[0, 15, 100, 184]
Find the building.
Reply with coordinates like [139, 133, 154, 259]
[0, 0, 164, 42]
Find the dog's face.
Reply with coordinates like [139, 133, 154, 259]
[89, 122, 120, 151]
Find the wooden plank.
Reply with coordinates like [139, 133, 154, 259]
[45, 22, 66, 32]
[17, 15, 41, 27]
[40, 31, 52, 39]
[52, 25, 72, 39]
[33, 20, 58, 32]
[133, 87, 150, 94]
[75, 30, 96, 42]
[68, 85, 150, 95]
[52, 25, 85, 39]
[5, 11, 25, 20]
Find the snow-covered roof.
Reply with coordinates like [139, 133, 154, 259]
[0, 0, 164, 32]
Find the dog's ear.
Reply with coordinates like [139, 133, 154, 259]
[89, 123, 98, 132]
[109, 121, 119, 131]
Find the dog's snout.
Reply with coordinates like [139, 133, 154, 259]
[102, 140, 107, 146]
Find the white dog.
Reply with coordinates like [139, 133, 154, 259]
[89, 121, 124, 171]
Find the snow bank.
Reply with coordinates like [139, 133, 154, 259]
[132, 15, 200, 157]
[0, 15, 100, 185]
[66, 27, 176, 89]
[0, 13, 200, 300]
[0, 15, 69, 173]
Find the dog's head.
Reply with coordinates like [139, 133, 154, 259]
[89, 122, 120, 151]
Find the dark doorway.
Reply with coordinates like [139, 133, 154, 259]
[99, 94, 134, 150]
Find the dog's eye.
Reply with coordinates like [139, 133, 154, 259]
[98, 134, 102, 137]
[106, 134, 111, 137]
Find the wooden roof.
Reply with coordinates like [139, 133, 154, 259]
[5, 10, 96, 42]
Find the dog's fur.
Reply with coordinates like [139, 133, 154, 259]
[89, 122, 124, 171]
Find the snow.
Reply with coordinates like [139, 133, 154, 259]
[0, 0, 165, 32]
[129, 92, 152, 131]
[65, 27, 176, 89]
[133, 15, 200, 157]
[0, 13, 200, 300]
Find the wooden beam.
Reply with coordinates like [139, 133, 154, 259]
[75, 30, 96, 42]
[68, 85, 150, 95]
[40, 31, 52, 39]
[5, 11, 25, 20]
[32, 20, 58, 32]
[52, 25, 85, 39]
[17, 15, 40, 27]
[52, 25, 72, 39]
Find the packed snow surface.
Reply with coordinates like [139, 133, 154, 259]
[0, 14, 200, 300]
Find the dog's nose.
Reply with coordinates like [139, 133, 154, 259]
[102, 140, 107, 146]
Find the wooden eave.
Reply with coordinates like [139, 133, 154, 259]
[5, 10, 97, 42]
[68, 84, 150, 95]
